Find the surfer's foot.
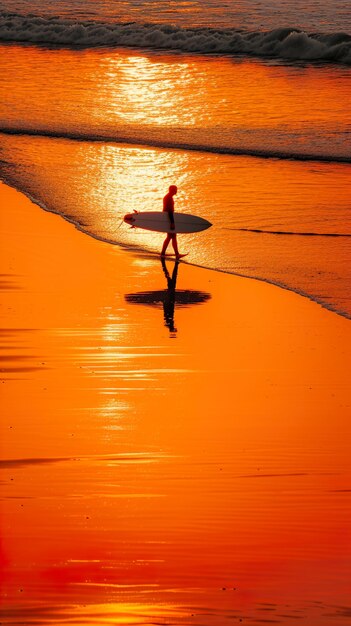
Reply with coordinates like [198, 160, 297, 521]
[176, 253, 188, 259]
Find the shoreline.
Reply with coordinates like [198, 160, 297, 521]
[1, 175, 349, 321]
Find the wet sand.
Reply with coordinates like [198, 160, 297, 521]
[1, 181, 351, 625]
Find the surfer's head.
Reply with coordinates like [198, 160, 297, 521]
[169, 185, 178, 196]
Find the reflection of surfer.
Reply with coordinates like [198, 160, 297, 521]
[125, 261, 211, 336]
[161, 257, 179, 334]
[161, 185, 184, 259]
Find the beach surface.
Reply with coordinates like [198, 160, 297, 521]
[1, 181, 350, 625]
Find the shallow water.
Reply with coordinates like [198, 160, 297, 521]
[1, 130, 350, 317]
[0, 45, 350, 317]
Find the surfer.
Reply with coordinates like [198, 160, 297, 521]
[161, 185, 184, 259]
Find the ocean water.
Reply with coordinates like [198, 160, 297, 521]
[2, 0, 351, 31]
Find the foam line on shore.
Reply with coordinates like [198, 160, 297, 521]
[228, 228, 351, 237]
[1, 128, 350, 164]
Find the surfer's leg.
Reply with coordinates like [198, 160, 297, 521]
[161, 234, 172, 256]
[171, 234, 180, 256]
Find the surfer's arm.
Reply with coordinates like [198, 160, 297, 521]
[163, 194, 175, 229]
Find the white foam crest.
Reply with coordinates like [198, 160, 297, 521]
[0, 12, 350, 64]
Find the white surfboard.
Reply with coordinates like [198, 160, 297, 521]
[124, 211, 212, 234]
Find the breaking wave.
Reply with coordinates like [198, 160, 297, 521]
[0, 11, 350, 65]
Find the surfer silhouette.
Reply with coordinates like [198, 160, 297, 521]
[161, 185, 185, 259]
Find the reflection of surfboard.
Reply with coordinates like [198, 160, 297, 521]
[124, 211, 212, 234]
[125, 290, 211, 307]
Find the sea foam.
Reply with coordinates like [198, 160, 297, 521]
[0, 12, 350, 65]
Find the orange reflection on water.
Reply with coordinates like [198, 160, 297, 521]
[105, 54, 196, 126]
[0, 44, 350, 136]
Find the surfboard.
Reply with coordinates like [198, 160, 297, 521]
[123, 211, 212, 234]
